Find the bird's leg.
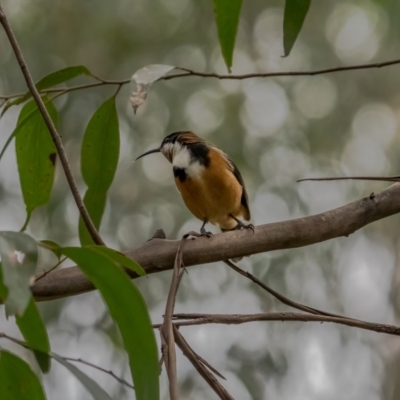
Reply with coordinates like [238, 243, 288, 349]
[199, 220, 213, 238]
[229, 214, 255, 233]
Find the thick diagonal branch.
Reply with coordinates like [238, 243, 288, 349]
[0, 2, 104, 246]
[31, 183, 400, 301]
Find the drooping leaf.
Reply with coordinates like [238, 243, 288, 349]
[79, 97, 119, 246]
[0, 231, 38, 316]
[62, 247, 159, 400]
[15, 99, 58, 229]
[87, 245, 145, 276]
[36, 65, 91, 91]
[0, 97, 55, 162]
[0, 263, 7, 300]
[78, 187, 107, 246]
[39, 240, 62, 260]
[5, 66, 92, 109]
[130, 64, 175, 113]
[283, 0, 311, 57]
[0, 350, 47, 400]
[16, 298, 51, 373]
[3, 256, 50, 371]
[213, 0, 243, 70]
[51, 353, 112, 400]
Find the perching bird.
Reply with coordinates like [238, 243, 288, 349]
[136, 131, 253, 236]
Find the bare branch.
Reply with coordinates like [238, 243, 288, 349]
[167, 313, 400, 336]
[173, 325, 234, 400]
[159, 236, 189, 400]
[298, 176, 400, 183]
[0, 332, 133, 389]
[0, 2, 105, 246]
[3, 57, 400, 102]
[35, 257, 67, 282]
[223, 259, 343, 317]
[63, 357, 134, 390]
[31, 183, 400, 301]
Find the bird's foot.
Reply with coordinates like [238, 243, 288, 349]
[200, 226, 213, 238]
[234, 221, 255, 233]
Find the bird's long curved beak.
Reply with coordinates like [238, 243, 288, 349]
[134, 148, 161, 162]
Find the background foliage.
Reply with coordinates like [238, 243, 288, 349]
[1, 0, 400, 399]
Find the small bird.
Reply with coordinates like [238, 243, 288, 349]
[136, 131, 253, 236]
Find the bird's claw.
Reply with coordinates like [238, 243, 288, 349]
[200, 227, 213, 238]
[234, 222, 255, 233]
[245, 223, 255, 233]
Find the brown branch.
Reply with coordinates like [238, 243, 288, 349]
[168, 313, 400, 336]
[224, 259, 343, 318]
[159, 236, 189, 400]
[35, 257, 67, 282]
[31, 183, 400, 302]
[63, 357, 134, 390]
[0, 2, 105, 246]
[3, 57, 400, 102]
[298, 176, 400, 183]
[173, 325, 234, 400]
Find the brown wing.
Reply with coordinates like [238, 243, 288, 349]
[227, 157, 251, 221]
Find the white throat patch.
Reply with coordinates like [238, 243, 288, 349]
[170, 143, 205, 178]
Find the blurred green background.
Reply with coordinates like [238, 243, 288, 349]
[1, 0, 400, 398]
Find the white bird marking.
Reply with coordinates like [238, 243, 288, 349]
[171, 142, 205, 178]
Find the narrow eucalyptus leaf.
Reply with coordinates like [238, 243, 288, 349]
[213, 0, 243, 70]
[79, 97, 119, 246]
[15, 99, 58, 227]
[51, 353, 112, 400]
[0, 350, 47, 400]
[16, 298, 51, 373]
[283, 0, 312, 56]
[87, 245, 145, 276]
[62, 247, 159, 400]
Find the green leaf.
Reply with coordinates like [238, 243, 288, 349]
[62, 247, 159, 400]
[16, 298, 51, 373]
[39, 240, 62, 260]
[51, 353, 112, 400]
[2, 258, 50, 371]
[0, 263, 8, 300]
[5, 66, 92, 109]
[213, 0, 243, 70]
[78, 187, 107, 246]
[283, 0, 311, 57]
[0, 97, 53, 162]
[0, 350, 46, 400]
[0, 232, 38, 316]
[79, 97, 119, 246]
[87, 245, 145, 276]
[15, 99, 58, 229]
[36, 65, 91, 91]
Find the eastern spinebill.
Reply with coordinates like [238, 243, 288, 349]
[135, 131, 253, 236]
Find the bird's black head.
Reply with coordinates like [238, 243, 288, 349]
[135, 131, 205, 163]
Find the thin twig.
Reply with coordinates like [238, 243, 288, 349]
[3, 57, 400, 102]
[173, 325, 234, 400]
[298, 175, 400, 183]
[0, 2, 105, 246]
[224, 259, 342, 318]
[35, 257, 67, 282]
[166, 313, 400, 336]
[63, 357, 134, 389]
[0, 332, 132, 389]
